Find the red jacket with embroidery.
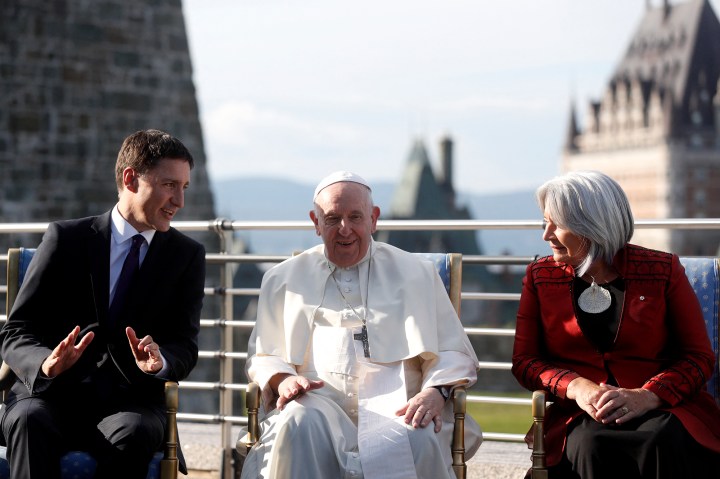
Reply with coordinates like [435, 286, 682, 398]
[512, 244, 720, 466]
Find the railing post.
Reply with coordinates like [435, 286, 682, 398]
[213, 219, 235, 479]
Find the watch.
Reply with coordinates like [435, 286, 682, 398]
[433, 385, 451, 401]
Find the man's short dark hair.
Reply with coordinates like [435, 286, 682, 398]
[115, 129, 194, 191]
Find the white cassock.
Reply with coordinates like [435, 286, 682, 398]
[239, 241, 482, 479]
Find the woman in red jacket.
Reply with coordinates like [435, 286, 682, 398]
[512, 171, 720, 478]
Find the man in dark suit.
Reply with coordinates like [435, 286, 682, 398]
[0, 129, 205, 478]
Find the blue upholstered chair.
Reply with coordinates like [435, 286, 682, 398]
[239, 252, 471, 479]
[0, 248, 180, 479]
[528, 256, 720, 478]
[680, 257, 720, 403]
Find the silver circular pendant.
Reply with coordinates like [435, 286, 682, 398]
[577, 281, 612, 314]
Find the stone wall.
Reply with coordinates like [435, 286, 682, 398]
[0, 0, 217, 252]
[0, 0, 222, 412]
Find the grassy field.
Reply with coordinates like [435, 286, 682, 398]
[466, 391, 532, 436]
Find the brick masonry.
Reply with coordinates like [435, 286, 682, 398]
[0, 0, 217, 251]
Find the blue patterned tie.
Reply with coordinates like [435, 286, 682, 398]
[109, 234, 144, 323]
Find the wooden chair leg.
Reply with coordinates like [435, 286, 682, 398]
[246, 382, 261, 454]
[531, 390, 548, 479]
[451, 386, 466, 479]
[160, 381, 179, 479]
[234, 382, 261, 476]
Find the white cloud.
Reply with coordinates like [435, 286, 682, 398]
[205, 102, 361, 147]
[185, 0, 720, 194]
[202, 101, 375, 182]
[434, 95, 552, 114]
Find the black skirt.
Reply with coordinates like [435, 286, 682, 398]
[545, 410, 719, 479]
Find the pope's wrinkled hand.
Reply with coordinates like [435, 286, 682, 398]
[273, 374, 325, 411]
[396, 387, 445, 432]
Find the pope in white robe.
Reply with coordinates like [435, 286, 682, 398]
[239, 171, 482, 479]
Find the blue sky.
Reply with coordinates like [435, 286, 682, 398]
[182, 0, 719, 195]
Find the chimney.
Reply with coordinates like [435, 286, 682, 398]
[439, 136, 454, 193]
[565, 100, 580, 152]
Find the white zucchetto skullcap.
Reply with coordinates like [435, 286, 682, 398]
[313, 171, 372, 200]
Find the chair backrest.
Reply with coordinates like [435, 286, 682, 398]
[413, 252, 463, 316]
[679, 257, 720, 405]
[6, 248, 36, 316]
[2, 248, 37, 393]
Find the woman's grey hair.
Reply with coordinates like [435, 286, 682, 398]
[537, 171, 634, 276]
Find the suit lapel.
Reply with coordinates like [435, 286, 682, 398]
[89, 213, 112, 323]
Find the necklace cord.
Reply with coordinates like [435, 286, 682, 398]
[328, 254, 372, 326]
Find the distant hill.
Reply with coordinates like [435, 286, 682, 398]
[212, 176, 548, 257]
[456, 190, 547, 257]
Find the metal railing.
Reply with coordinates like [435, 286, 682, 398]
[2, 217, 720, 477]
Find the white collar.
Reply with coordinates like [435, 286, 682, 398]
[111, 205, 155, 246]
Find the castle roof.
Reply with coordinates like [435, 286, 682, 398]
[611, 0, 720, 132]
[614, 1, 703, 100]
[377, 138, 483, 259]
[389, 139, 448, 219]
[568, 0, 720, 146]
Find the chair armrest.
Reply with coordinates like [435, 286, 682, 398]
[531, 390, 548, 479]
[160, 381, 179, 479]
[451, 386, 467, 479]
[246, 382, 261, 452]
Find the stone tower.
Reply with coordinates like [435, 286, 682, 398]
[377, 137, 483, 256]
[375, 137, 500, 327]
[563, 0, 720, 255]
[0, 0, 216, 251]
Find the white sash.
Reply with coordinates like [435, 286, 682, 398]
[354, 326, 417, 479]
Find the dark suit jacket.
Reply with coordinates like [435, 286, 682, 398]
[0, 210, 205, 411]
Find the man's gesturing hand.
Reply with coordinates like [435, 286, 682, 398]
[41, 326, 94, 378]
[126, 327, 163, 373]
